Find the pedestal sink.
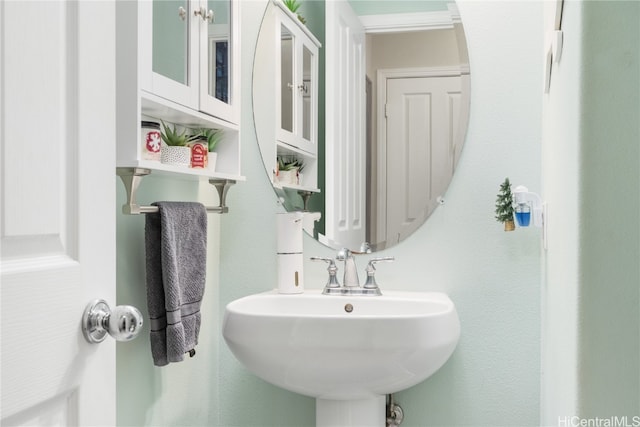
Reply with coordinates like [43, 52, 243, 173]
[222, 290, 460, 427]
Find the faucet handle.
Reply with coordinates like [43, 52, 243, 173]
[367, 257, 394, 269]
[363, 257, 395, 291]
[310, 257, 341, 290]
[310, 256, 336, 265]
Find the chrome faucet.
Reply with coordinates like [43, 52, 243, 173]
[337, 248, 359, 287]
[312, 250, 394, 296]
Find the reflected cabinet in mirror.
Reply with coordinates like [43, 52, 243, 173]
[254, 0, 470, 252]
[254, 0, 321, 194]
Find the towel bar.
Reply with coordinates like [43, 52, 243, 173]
[116, 167, 235, 215]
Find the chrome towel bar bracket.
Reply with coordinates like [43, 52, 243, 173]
[116, 167, 235, 215]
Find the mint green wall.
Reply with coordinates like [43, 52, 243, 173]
[578, 1, 639, 416]
[541, 1, 640, 423]
[116, 177, 223, 426]
[117, 1, 543, 426]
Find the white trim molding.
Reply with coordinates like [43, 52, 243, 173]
[360, 10, 454, 33]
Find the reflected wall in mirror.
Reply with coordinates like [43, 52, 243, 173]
[254, 0, 470, 253]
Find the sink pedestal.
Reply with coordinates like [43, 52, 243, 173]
[316, 396, 385, 427]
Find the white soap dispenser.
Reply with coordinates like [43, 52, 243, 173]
[276, 212, 305, 294]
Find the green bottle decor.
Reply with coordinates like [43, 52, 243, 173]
[495, 177, 516, 231]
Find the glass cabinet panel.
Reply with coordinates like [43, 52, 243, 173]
[206, 0, 230, 104]
[280, 25, 294, 133]
[152, 0, 189, 85]
[302, 45, 312, 141]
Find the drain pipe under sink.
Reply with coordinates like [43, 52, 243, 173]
[386, 394, 404, 426]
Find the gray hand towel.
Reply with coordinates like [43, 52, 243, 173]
[144, 201, 207, 367]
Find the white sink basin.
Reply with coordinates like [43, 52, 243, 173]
[222, 290, 460, 402]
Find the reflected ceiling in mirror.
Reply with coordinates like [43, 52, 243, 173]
[253, 0, 470, 253]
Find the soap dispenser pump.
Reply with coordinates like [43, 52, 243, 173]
[276, 212, 305, 294]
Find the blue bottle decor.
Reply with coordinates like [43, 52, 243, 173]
[515, 203, 531, 227]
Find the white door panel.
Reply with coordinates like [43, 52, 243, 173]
[1, 1, 116, 425]
[384, 75, 462, 243]
[325, 0, 366, 251]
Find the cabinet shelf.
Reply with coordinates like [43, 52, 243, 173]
[137, 92, 244, 181]
[116, 159, 245, 182]
[273, 182, 320, 193]
[276, 140, 316, 158]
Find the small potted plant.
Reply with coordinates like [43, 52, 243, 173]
[495, 177, 515, 231]
[189, 128, 223, 171]
[276, 156, 304, 185]
[160, 121, 190, 166]
[282, 0, 306, 24]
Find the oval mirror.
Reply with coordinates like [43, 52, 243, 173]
[253, 0, 470, 253]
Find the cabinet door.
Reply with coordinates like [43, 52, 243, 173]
[298, 40, 317, 153]
[141, 0, 199, 109]
[198, 0, 240, 124]
[279, 23, 295, 136]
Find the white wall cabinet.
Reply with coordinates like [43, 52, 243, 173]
[116, 0, 243, 180]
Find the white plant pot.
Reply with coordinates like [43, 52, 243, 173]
[207, 152, 217, 172]
[160, 145, 190, 166]
[278, 169, 299, 185]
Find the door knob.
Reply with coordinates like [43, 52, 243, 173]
[194, 7, 214, 23]
[82, 299, 143, 344]
[178, 6, 187, 21]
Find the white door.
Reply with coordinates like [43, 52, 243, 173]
[382, 75, 462, 244]
[1, 1, 117, 426]
[325, 0, 366, 251]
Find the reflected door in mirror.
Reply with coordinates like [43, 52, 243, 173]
[325, 0, 367, 251]
[381, 74, 462, 246]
